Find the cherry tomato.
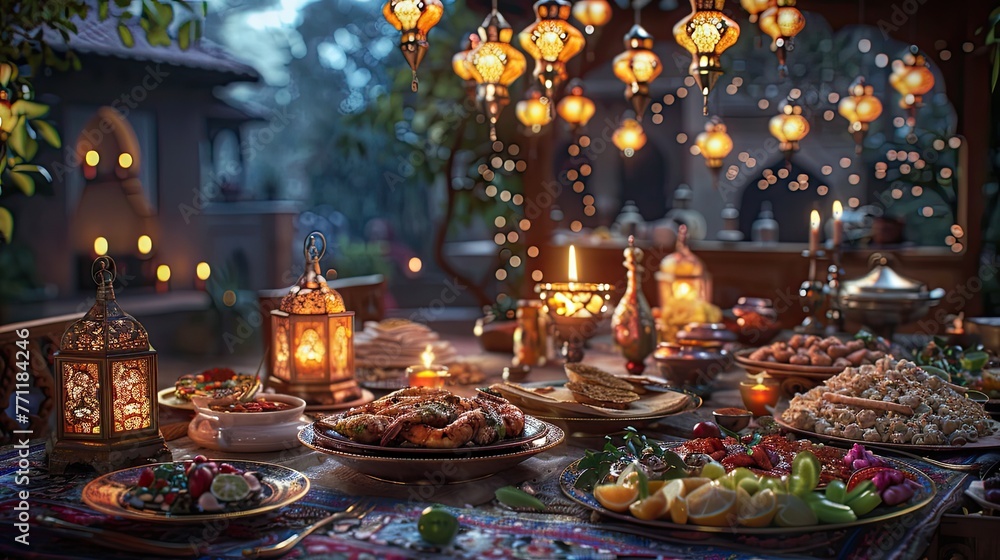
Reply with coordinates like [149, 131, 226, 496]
[418, 506, 458, 545]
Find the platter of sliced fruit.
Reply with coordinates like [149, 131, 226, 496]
[81, 457, 309, 522]
[560, 427, 935, 535]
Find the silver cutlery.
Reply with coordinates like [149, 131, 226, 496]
[242, 498, 376, 558]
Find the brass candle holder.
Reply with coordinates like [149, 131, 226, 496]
[535, 281, 611, 363]
[797, 249, 828, 334]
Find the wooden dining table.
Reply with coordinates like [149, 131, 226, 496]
[2, 329, 998, 559]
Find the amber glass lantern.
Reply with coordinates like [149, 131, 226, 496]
[740, 0, 771, 23]
[612, 21, 662, 121]
[383, 0, 445, 92]
[49, 257, 168, 474]
[837, 76, 883, 154]
[758, 0, 805, 77]
[695, 116, 734, 186]
[769, 96, 809, 164]
[269, 232, 361, 406]
[453, 33, 480, 100]
[673, 0, 741, 115]
[656, 225, 720, 342]
[889, 46, 934, 128]
[612, 117, 647, 157]
[557, 79, 596, 132]
[516, 88, 553, 133]
[572, 0, 612, 34]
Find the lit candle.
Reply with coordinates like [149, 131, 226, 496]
[568, 245, 578, 286]
[406, 345, 450, 388]
[809, 210, 821, 254]
[739, 374, 780, 417]
[832, 201, 843, 247]
[195, 261, 211, 291]
[93, 237, 108, 258]
[156, 264, 171, 293]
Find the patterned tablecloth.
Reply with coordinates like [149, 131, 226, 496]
[0, 433, 994, 560]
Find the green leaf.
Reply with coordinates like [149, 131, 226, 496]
[30, 120, 61, 148]
[0, 63, 12, 87]
[12, 164, 52, 182]
[0, 206, 12, 243]
[118, 23, 135, 47]
[7, 171, 34, 196]
[993, 54, 999, 92]
[12, 100, 49, 119]
[178, 20, 191, 50]
[7, 122, 38, 160]
[99, 1, 109, 20]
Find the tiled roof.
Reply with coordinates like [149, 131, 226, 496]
[46, 14, 259, 81]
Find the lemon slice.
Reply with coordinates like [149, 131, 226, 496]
[738, 489, 778, 527]
[686, 482, 737, 527]
[629, 491, 668, 520]
[210, 473, 250, 502]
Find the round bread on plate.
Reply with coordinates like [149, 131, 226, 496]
[565, 381, 639, 410]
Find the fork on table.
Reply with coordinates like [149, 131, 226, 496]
[242, 498, 377, 559]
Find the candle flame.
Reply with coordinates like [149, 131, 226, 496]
[568, 245, 578, 282]
[832, 200, 843, 220]
[421, 345, 435, 369]
[810, 210, 821, 230]
[756, 374, 764, 385]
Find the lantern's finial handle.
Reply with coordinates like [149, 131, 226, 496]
[91, 256, 117, 286]
[303, 231, 327, 264]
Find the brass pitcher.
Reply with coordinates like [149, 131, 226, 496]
[611, 236, 656, 373]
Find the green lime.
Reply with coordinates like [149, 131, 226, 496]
[210, 474, 250, 502]
[961, 351, 990, 373]
[418, 506, 458, 545]
[700, 461, 726, 480]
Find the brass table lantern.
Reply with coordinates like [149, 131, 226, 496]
[269, 232, 361, 406]
[48, 257, 169, 474]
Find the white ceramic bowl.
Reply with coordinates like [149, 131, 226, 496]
[190, 393, 306, 427]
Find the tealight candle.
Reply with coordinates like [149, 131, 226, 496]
[739, 374, 780, 417]
[809, 210, 821, 254]
[406, 345, 450, 388]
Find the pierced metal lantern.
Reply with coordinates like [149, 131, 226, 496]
[758, 0, 805, 78]
[889, 46, 934, 128]
[464, 5, 527, 142]
[48, 257, 168, 474]
[673, 0, 741, 115]
[695, 116, 734, 185]
[269, 232, 361, 406]
[838, 76, 883, 154]
[769, 96, 809, 164]
[519, 0, 585, 100]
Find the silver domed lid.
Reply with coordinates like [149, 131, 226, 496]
[841, 254, 929, 299]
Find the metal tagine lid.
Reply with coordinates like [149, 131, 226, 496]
[841, 254, 928, 299]
[280, 231, 346, 315]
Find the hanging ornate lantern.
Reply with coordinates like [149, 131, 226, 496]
[519, 0, 585, 101]
[464, 4, 527, 142]
[516, 88, 553, 133]
[453, 33, 480, 101]
[612, 18, 662, 121]
[612, 117, 647, 157]
[49, 257, 168, 473]
[740, 0, 771, 23]
[673, 0, 741, 115]
[695, 116, 733, 186]
[889, 46, 935, 128]
[768, 97, 809, 164]
[269, 232, 361, 407]
[758, 0, 804, 78]
[556, 79, 596, 133]
[382, 0, 445, 92]
[572, 0, 613, 34]
[837, 76, 883, 154]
